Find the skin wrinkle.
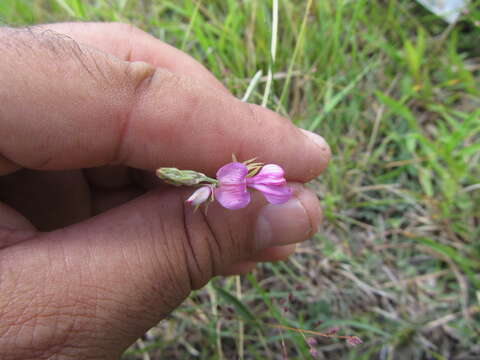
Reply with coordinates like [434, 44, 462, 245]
[0, 155, 20, 175]
[198, 208, 220, 277]
[200, 207, 223, 255]
[0, 27, 31, 50]
[133, 72, 205, 165]
[166, 226, 192, 306]
[79, 224, 151, 327]
[295, 192, 317, 239]
[111, 61, 156, 166]
[38, 28, 106, 85]
[7, 277, 41, 330]
[26, 243, 69, 353]
[123, 22, 139, 63]
[4, 296, 83, 348]
[0, 254, 28, 329]
[33, 157, 55, 171]
[181, 201, 206, 289]
[0, 26, 127, 171]
[0, 229, 37, 250]
[160, 247, 186, 311]
[146, 196, 190, 310]
[179, 229, 195, 290]
[21, 26, 98, 83]
[1, 237, 99, 359]
[87, 49, 112, 85]
[227, 223, 245, 262]
[2, 295, 60, 357]
[112, 229, 175, 328]
[54, 240, 80, 354]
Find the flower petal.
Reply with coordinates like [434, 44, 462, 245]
[246, 164, 286, 186]
[248, 183, 292, 204]
[256, 164, 285, 178]
[216, 162, 248, 185]
[215, 185, 251, 210]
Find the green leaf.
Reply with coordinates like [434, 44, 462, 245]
[308, 61, 375, 131]
[375, 91, 418, 130]
[413, 237, 480, 287]
[54, 0, 85, 18]
[213, 285, 258, 325]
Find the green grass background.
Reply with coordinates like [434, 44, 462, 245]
[1, 0, 479, 359]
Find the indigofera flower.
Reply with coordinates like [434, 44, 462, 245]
[156, 158, 292, 210]
[346, 336, 363, 346]
[215, 162, 292, 209]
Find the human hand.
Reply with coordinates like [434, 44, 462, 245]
[0, 23, 330, 359]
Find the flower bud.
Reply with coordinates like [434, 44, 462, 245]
[156, 167, 215, 186]
[186, 186, 212, 207]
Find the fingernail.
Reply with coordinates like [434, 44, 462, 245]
[300, 129, 330, 153]
[254, 197, 312, 250]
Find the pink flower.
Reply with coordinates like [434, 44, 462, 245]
[186, 185, 212, 207]
[346, 336, 363, 347]
[214, 162, 291, 210]
[309, 347, 319, 357]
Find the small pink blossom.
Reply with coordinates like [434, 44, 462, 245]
[214, 162, 292, 210]
[186, 185, 212, 207]
[346, 336, 363, 346]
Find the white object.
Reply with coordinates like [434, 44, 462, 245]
[416, 0, 468, 23]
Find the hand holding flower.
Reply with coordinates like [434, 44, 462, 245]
[159, 160, 292, 210]
[0, 22, 330, 360]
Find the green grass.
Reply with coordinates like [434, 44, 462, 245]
[2, 0, 479, 359]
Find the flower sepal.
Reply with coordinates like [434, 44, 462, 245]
[156, 167, 217, 186]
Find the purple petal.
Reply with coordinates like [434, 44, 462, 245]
[346, 336, 363, 346]
[216, 162, 248, 185]
[247, 164, 287, 186]
[246, 164, 291, 204]
[248, 183, 292, 204]
[215, 185, 251, 210]
[256, 164, 285, 178]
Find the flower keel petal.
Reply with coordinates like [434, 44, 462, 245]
[248, 183, 292, 205]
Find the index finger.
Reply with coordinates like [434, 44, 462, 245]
[0, 26, 330, 181]
[38, 22, 229, 93]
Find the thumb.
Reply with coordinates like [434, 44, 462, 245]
[0, 184, 321, 359]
